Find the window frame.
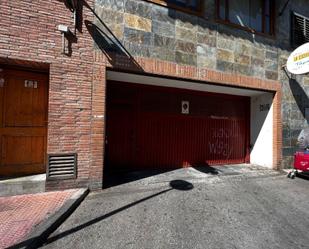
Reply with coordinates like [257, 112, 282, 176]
[144, 0, 204, 16]
[215, 0, 276, 37]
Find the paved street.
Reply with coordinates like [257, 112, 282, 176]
[41, 166, 309, 249]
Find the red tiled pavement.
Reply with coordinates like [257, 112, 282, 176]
[0, 189, 79, 249]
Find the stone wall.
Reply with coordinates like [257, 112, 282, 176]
[95, 0, 309, 169]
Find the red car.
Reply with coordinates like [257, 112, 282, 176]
[288, 151, 309, 179]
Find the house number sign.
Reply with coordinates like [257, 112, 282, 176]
[24, 80, 38, 88]
[182, 101, 189, 114]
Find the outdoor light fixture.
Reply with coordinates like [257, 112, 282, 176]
[58, 24, 71, 54]
[64, 0, 77, 34]
[57, 0, 78, 55]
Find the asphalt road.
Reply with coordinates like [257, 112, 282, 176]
[41, 166, 309, 249]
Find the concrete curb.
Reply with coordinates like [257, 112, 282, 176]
[9, 188, 89, 249]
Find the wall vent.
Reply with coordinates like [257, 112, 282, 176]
[47, 153, 77, 180]
[291, 12, 309, 48]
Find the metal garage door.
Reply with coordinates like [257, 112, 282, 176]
[106, 81, 250, 172]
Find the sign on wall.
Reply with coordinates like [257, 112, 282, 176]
[181, 101, 189, 114]
[287, 42, 309, 75]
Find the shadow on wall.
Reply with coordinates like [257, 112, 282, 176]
[83, 0, 143, 70]
[56, 0, 143, 70]
[84, 20, 142, 71]
[289, 78, 309, 124]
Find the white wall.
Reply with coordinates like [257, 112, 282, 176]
[250, 93, 274, 168]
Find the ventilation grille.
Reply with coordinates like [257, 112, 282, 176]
[291, 12, 309, 48]
[47, 153, 77, 180]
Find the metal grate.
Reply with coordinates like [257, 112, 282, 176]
[47, 153, 77, 180]
[291, 12, 309, 48]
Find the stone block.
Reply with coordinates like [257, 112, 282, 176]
[265, 70, 278, 80]
[235, 43, 251, 56]
[234, 54, 250, 65]
[152, 21, 175, 38]
[233, 64, 251, 76]
[176, 26, 197, 42]
[217, 49, 234, 63]
[96, 0, 125, 11]
[125, 0, 152, 18]
[175, 11, 198, 30]
[216, 60, 233, 73]
[251, 66, 265, 78]
[303, 77, 309, 85]
[124, 27, 153, 45]
[251, 57, 264, 67]
[154, 34, 175, 50]
[197, 18, 217, 35]
[265, 60, 278, 71]
[265, 50, 278, 60]
[282, 156, 294, 169]
[217, 37, 235, 51]
[251, 47, 265, 59]
[282, 147, 297, 157]
[197, 44, 216, 57]
[124, 13, 152, 32]
[95, 6, 124, 24]
[197, 33, 216, 47]
[175, 51, 196, 66]
[176, 40, 196, 53]
[197, 55, 216, 69]
[151, 4, 176, 24]
[123, 41, 151, 57]
[152, 47, 175, 62]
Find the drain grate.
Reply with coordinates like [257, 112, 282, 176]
[47, 153, 77, 180]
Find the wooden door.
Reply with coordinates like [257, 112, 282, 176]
[0, 69, 48, 177]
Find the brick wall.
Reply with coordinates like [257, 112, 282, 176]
[0, 0, 105, 189]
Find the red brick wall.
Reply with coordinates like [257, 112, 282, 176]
[0, 0, 105, 190]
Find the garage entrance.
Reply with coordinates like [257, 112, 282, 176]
[0, 68, 48, 177]
[106, 80, 250, 173]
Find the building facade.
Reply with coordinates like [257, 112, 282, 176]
[0, 0, 308, 190]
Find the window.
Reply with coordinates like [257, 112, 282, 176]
[291, 12, 309, 48]
[146, 0, 203, 15]
[216, 0, 275, 35]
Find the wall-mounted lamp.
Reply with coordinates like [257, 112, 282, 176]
[58, 24, 72, 55]
[64, 0, 77, 35]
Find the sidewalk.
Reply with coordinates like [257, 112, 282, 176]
[0, 189, 87, 249]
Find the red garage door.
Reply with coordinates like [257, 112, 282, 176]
[106, 81, 250, 172]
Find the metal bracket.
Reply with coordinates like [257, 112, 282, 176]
[282, 65, 296, 80]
